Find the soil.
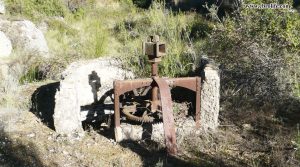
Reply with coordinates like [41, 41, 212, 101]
[0, 108, 201, 167]
[0, 84, 299, 167]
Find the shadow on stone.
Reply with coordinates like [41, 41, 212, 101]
[81, 71, 111, 124]
[30, 82, 60, 130]
[81, 88, 114, 130]
[88, 71, 101, 103]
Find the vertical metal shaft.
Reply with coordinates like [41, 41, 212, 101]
[114, 81, 120, 127]
[114, 81, 123, 142]
[151, 62, 159, 112]
[151, 62, 158, 77]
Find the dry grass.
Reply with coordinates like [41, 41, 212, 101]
[181, 109, 299, 167]
[0, 110, 143, 166]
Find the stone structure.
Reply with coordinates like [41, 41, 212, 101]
[200, 64, 220, 131]
[53, 57, 220, 141]
[54, 58, 134, 134]
[118, 117, 198, 145]
[0, 20, 49, 57]
[54, 82, 82, 134]
[0, 31, 12, 58]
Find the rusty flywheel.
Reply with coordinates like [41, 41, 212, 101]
[122, 104, 155, 123]
[120, 87, 159, 123]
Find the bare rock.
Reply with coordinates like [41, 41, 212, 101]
[0, 31, 12, 58]
[0, 20, 49, 57]
[54, 82, 82, 134]
[54, 58, 133, 134]
[118, 118, 197, 145]
[0, 0, 5, 14]
[200, 65, 220, 131]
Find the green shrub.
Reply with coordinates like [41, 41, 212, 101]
[5, 0, 68, 20]
[65, 0, 96, 11]
[115, 1, 205, 77]
[45, 12, 109, 63]
[80, 18, 109, 58]
[206, 1, 300, 104]
[132, 0, 152, 8]
[19, 65, 42, 84]
[190, 17, 213, 39]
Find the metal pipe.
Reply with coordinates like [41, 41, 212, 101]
[151, 62, 158, 77]
[114, 81, 120, 127]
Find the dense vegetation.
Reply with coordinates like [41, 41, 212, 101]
[4, 0, 299, 92]
[1, 0, 300, 163]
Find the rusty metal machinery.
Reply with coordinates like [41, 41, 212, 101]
[113, 35, 201, 155]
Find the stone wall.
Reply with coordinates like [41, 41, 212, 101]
[53, 58, 134, 134]
[200, 65, 220, 131]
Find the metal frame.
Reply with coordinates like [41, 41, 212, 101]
[113, 36, 201, 155]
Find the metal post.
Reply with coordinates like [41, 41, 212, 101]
[151, 63, 159, 112]
[114, 81, 122, 142]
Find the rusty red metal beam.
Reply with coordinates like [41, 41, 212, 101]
[153, 77, 177, 155]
